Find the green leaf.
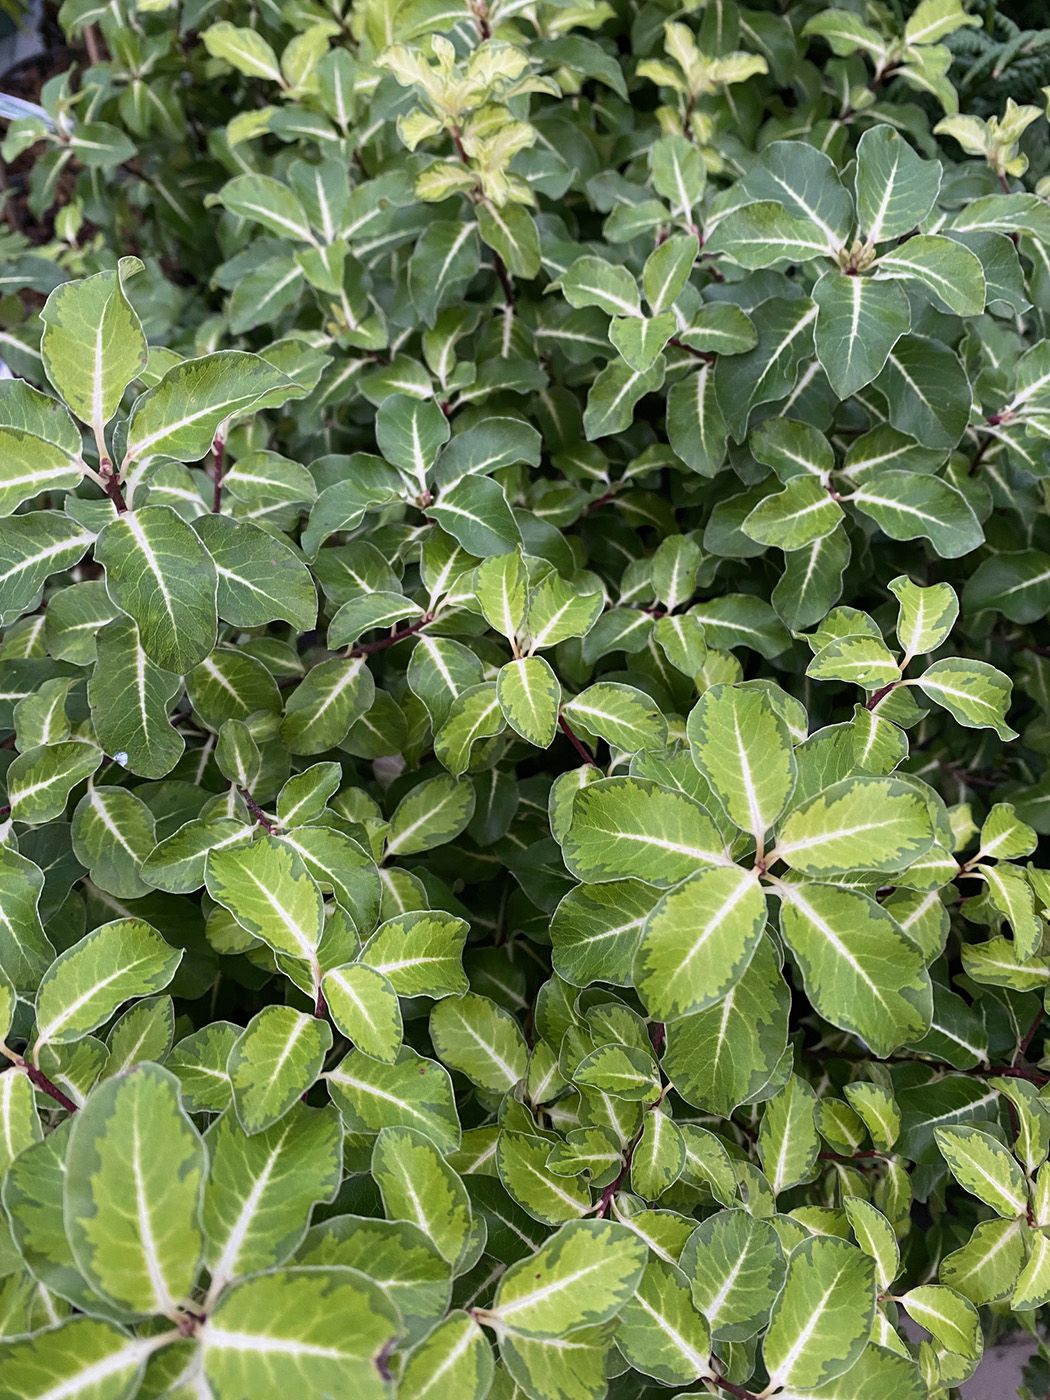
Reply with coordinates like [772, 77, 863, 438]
[563, 776, 730, 885]
[762, 1236, 876, 1391]
[428, 475, 521, 556]
[935, 1125, 1029, 1217]
[562, 256, 641, 318]
[758, 1073, 820, 1195]
[281, 657, 375, 755]
[497, 656, 561, 747]
[87, 619, 184, 778]
[193, 513, 317, 631]
[40, 259, 147, 436]
[854, 126, 941, 243]
[229, 1005, 332, 1134]
[430, 992, 529, 1095]
[7, 739, 101, 824]
[687, 683, 797, 840]
[326, 1047, 460, 1153]
[776, 883, 932, 1055]
[663, 938, 789, 1115]
[917, 657, 1016, 738]
[707, 200, 839, 267]
[202, 1269, 399, 1399]
[373, 1125, 474, 1266]
[871, 337, 971, 451]
[65, 1063, 205, 1317]
[321, 963, 403, 1062]
[34, 919, 181, 1051]
[634, 865, 766, 1020]
[206, 835, 324, 971]
[489, 1219, 647, 1336]
[683, 1208, 785, 1341]
[71, 784, 156, 898]
[385, 774, 475, 857]
[900, 1284, 981, 1358]
[0, 845, 53, 995]
[203, 1103, 342, 1294]
[743, 477, 843, 550]
[376, 393, 450, 495]
[123, 352, 288, 465]
[888, 575, 959, 656]
[0, 1317, 157, 1399]
[400, 1313, 493, 1400]
[876, 234, 986, 316]
[773, 776, 934, 876]
[95, 505, 218, 672]
[615, 1257, 711, 1384]
[561, 683, 667, 753]
[813, 272, 911, 398]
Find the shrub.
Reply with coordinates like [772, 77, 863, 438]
[1, 0, 1050, 1396]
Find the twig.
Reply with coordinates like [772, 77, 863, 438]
[595, 1124, 644, 1218]
[238, 787, 276, 834]
[558, 715, 598, 766]
[314, 983, 328, 1021]
[348, 614, 433, 658]
[14, 1057, 78, 1114]
[1014, 1008, 1044, 1067]
[211, 434, 226, 513]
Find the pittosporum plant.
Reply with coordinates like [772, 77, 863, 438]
[2, 0, 1050, 1396]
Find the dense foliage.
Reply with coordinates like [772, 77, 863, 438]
[2, 0, 1050, 1396]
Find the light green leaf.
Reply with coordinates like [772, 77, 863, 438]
[430, 991, 528, 1094]
[776, 883, 932, 1055]
[935, 1125, 1029, 1217]
[34, 919, 181, 1052]
[497, 656, 561, 747]
[900, 1283, 981, 1358]
[7, 739, 102, 824]
[95, 505, 218, 672]
[762, 1236, 876, 1391]
[917, 657, 1016, 738]
[683, 1208, 785, 1341]
[773, 776, 934, 875]
[875, 234, 986, 316]
[563, 776, 730, 885]
[707, 201, 837, 267]
[40, 259, 147, 436]
[281, 657, 375, 755]
[207, 835, 324, 971]
[202, 1269, 399, 1400]
[229, 1005, 332, 1134]
[373, 1124, 474, 1267]
[65, 1064, 205, 1318]
[489, 1218, 646, 1337]
[615, 1256, 711, 1384]
[758, 1073, 820, 1195]
[123, 351, 288, 465]
[0, 845, 53, 995]
[326, 1047, 460, 1152]
[634, 865, 766, 1020]
[687, 683, 797, 839]
[386, 774, 475, 856]
[322, 963, 402, 1062]
[203, 1102, 342, 1295]
[742, 477, 843, 550]
[561, 682, 667, 753]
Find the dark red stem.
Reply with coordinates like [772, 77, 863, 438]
[211, 434, 226, 513]
[101, 462, 128, 513]
[238, 787, 276, 834]
[558, 715, 597, 766]
[19, 1059, 78, 1114]
[314, 983, 328, 1021]
[349, 614, 433, 658]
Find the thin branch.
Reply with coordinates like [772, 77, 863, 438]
[558, 715, 598, 766]
[348, 613, 434, 658]
[17, 1058, 78, 1114]
[1014, 1007, 1044, 1066]
[595, 1124, 643, 1218]
[238, 787, 276, 834]
[211, 433, 226, 513]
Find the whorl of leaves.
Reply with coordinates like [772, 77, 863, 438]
[1, 0, 1050, 1397]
